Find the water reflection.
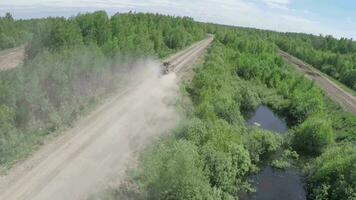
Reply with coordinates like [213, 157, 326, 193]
[246, 106, 287, 134]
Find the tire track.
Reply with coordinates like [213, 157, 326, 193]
[279, 49, 356, 115]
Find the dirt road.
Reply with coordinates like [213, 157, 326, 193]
[0, 46, 25, 71]
[0, 37, 213, 200]
[279, 49, 356, 115]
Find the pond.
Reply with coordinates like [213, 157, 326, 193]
[246, 106, 287, 134]
[242, 105, 306, 200]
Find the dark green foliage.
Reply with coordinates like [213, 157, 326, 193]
[201, 143, 251, 194]
[288, 86, 325, 123]
[75, 11, 111, 46]
[306, 144, 356, 200]
[141, 139, 215, 200]
[292, 115, 334, 155]
[26, 12, 206, 59]
[243, 128, 281, 163]
[331, 111, 356, 143]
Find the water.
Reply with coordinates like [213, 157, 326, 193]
[243, 105, 306, 200]
[246, 106, 287, 134]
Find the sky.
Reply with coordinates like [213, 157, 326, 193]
[1, 0, 356, 39]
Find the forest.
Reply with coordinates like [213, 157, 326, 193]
[0, 11, 356, 200]
[0, 11, 205, 167]
[108, 27, 355, 200]
[273, 32, 356, 91]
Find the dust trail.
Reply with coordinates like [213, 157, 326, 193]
[0, 59, 180, 200]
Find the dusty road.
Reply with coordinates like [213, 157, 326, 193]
[0, 46, 25, 71]
[279, 49, 356, 115]
[0, 36, 213, 200]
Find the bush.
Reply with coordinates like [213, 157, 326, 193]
[289, 87, 325, 123]
[271, 159, 290, 170]
[201, 143, 252, 194]
[243, 128, 281, 163]
[292, 116, 334, 155]
[271, 149, 299, 170]
[140, 139, 215, 200]
[306, 144, 356, 200]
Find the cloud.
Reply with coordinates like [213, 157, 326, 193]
[0, 0, 354, 39]
[262, 0, 291, 10]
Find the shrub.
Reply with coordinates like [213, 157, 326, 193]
[292, 115, 334, 155]
[201, 143, 252, 194]
[243, 128, 281, 163]
[140, 139, 215, 200]
[306, 144, 356, 200]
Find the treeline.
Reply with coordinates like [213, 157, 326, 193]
[120, 28, 356, 200]
[274, 33, 356, 90]
[27, 11, 206, 58]
[0, 11, 206, 167]
[0, 13, 32, 50]
[1, 11, 355, 200]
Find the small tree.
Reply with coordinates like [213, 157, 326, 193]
[292, 115, 334, 155]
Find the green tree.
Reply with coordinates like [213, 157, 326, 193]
[292, 115, 334, 155]
[306, 144, 356, 200]
[141, 140, 215, 200]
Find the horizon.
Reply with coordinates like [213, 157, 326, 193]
[1, 0, 356, 40]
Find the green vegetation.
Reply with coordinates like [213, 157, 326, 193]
[0, 11, 205, 167]
[115, 32, 284, 199]
[292, 115, 334, 155]
[0, 13, 31, 50]
[27, 11, 205, 59]
[274, 33, 356, 91]
[1, 11, 355, 200]
[120, 28, 356, 200]
[306, 144, 356, 200]
[271, 149, 299, 170]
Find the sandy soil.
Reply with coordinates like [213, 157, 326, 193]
[0, 46, 25, 71]
[279, 49, 356, 115]
[0, 37, 213, 200]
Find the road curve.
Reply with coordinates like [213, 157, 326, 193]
[279, 49, 356, 115]
[0, 37, 213, 200]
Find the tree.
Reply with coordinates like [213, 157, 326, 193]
[292, 115, 334, 155]
[141, 140, 215, 200]
[306, 144, 356, 200]
[5, 13, 13, 21]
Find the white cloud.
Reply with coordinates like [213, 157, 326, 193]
[0, 0, 172, 8]
[0, 0, 354, 39]
[262, 0, 291, 10]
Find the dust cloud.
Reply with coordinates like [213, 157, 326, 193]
[0, 59, 180, 200]
[67, 60, 180, 200]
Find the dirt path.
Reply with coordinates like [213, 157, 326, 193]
[279, 49, 356, 115]
[0, 46, 25, 71]
[0, 37, 213, 200]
